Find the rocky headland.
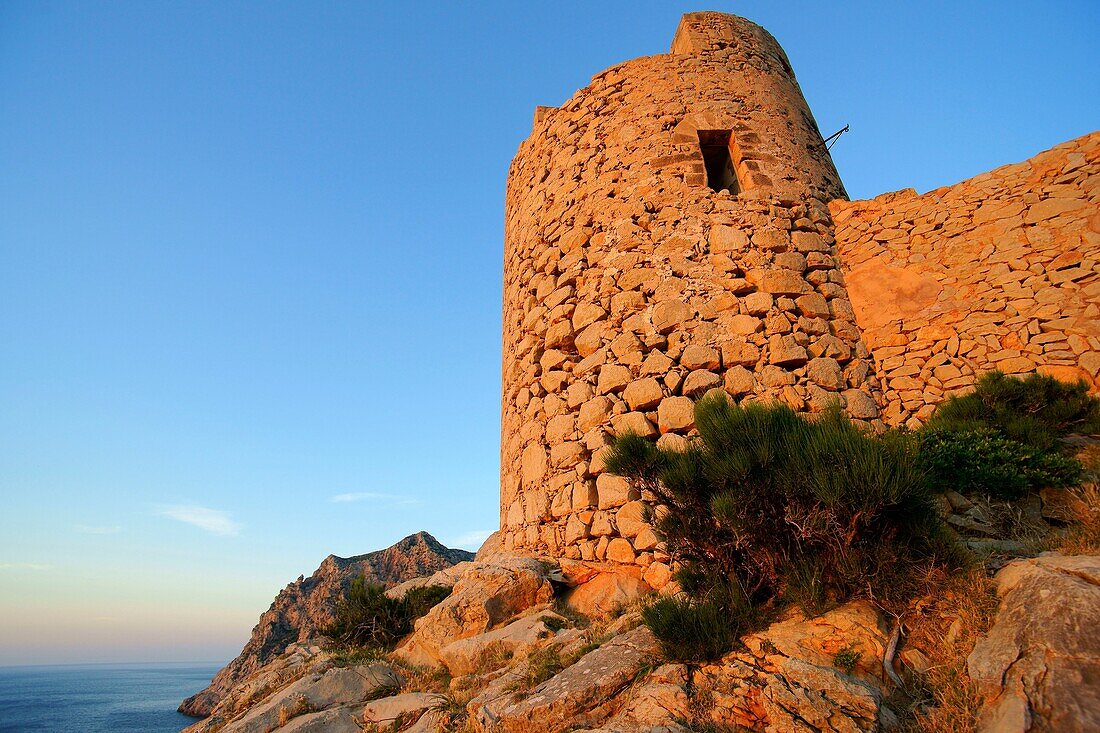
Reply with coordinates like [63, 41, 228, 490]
[177, 498, 1100, 732]
[179, 532, 472, 717]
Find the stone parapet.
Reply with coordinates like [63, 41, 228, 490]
[833, 132, 1100, 427]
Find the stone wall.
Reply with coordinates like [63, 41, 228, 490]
[498, 12, 884, 576]
[833, 132, 1100, 427]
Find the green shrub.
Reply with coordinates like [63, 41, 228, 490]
[927, 370, 1100, 452]
[640, 595, 745, 663]
[608, 397, 951, 661]
[324, 578, 451, 649]
[832, 643, 862, 674]
[920, 428, 1082, 499]
[403, 584, 453, 619]
[608, 398, 944, 606]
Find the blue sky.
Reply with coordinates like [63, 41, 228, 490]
[1, 1, 1097, 665]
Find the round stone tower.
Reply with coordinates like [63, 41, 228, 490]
[500, 12, 882, 578]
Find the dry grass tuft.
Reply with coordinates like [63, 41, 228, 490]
[1051, 450, 1100, 555]
[394, 660, 451, 694]
[276, 695, 313, 726]
[1051, 481, 1100, 555]
[896, 567, 1000, 733]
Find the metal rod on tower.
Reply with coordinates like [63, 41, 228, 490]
[824, 124, 850, 150]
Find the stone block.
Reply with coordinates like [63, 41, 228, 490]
[597, 474, 639, 510]
[657, 396, 695, 433]
[623, 377, 664, 410]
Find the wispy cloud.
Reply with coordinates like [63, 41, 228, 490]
[449, 529, 494, 550]
[157, 505, 241, 536]
[329, 492, 421, 506]
[75, 524, 121, 535]
[0, 562, 54, 571]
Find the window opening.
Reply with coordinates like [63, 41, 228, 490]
[698, 130, 740, 194]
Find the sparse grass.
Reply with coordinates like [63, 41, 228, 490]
[540, 614, 568, 632]
[469, 640, 514, 675]
[393, 661, 451, 694]
[1049, 481, 1100, 555]
[519, 646, 565, 688]
[552, 597, 591, 629]
[276, 695, 314, 726]
[428, 690, 478, 732]
[981, 497, 1048, 552]
[573, 617, 616, 658]
[832, 643, 862, 674]
[894, 568, 1000, 733]
[331, 645, 388, 668]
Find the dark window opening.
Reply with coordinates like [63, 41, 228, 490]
[698, 130, 740, 194]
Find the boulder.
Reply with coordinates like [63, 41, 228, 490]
[197, 665, 401, 733]
[277, 706, 362, 733]
[565, 568, 652, 617]
[438, 612, 566, 675]
[968, 553, 1100, 732]
[476, 626, 662, 732]
[393, 556, 556, 667]
[362, 692, 438, 728]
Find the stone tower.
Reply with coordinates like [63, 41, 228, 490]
[499, 12, 883, 574]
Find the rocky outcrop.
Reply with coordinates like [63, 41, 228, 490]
[968, 553, 1100, 732]
[182, 641, 402, 733]
[179, 532, 472, 718]
[393, 555, 556, 671]
[178, 548, 1100, 733]
[477, 625, 663, 733]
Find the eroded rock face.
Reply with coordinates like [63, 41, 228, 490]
[968, 553, 1100, 732]
[438, 612, 565, 676]
[693, 601, 893, 732]
[476, 626, 663, 733]
[181, 643, 401, 733]
[179, 532, 472, 717]
[393, 556, 556, 669]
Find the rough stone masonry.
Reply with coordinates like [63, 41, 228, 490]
[499, 11, 1100, 578]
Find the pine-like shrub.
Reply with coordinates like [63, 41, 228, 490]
[927, 370, 1100, 452]
[640, 595, 743, 663]
[920, 428, 1082, 499]
[607, 396, 951, 660]
[324, 577, 450, 649]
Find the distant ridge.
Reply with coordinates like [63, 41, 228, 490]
[178, 532, 473, 718]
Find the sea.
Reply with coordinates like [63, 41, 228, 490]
[0, 663, 221, 732]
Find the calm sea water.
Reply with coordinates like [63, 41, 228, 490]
[0, 663, 221, 732]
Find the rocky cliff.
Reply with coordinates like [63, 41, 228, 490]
[179, 532, 473, 718]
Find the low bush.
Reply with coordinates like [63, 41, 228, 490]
[919, 428, 1082, 499]
[324, 578, 450, 649]
[832, 643, 862, 674]
[518, 646, 564, 688]
[918, 370, 1098, 499]
[640, 595, 743, 663]
[926, 370, 1100, 452]
[607, 396, 953, 660]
